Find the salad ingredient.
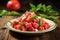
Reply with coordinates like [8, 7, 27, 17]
[9, 11, 20, 16]
[0, 10, 8, 17]
[29, 3, 59, 19]
[0, 10, 20, 17]
[7, 0, 21, 10]
[11, 12, 50, 31]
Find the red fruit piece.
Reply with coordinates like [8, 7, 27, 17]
[31, 12, 36, 16]
[25, 23, 32, 29]
[25, 12, 31, 17]
[14, 24, 21, 30]
[39, 27, 44, 30]
[32, 22, 39, 29]
[26, 17, 32, 22]
[17, 17, 22, 22]
[29, 27, 35, 31]
[22, 28, 26, 31]
[44, 24, 49, 30]
[21, 17, 26, 22]
[11, 21, 17, 27]
[33, 19, 38, 23]
[42, 21, 49, 30]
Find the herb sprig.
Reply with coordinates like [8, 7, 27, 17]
[29, 3, 59, 19]
[0, 10, 20, 17]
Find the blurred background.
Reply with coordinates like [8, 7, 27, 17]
[0, 0, 60, 12]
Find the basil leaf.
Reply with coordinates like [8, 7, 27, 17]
[29, 3, 36, 8]
[48, 16, 59, 19]
[42, 4, 46, 12]
[30, 8, 36, 12]
[10, 11, 20, 16]
[31, 16, 38, 19]
[36, 3, 42, 11]
[39, 14, 48, 18]
[47, 5, 52, 9]
[0, 10, 8, 17]
[38, 19, 41, 26]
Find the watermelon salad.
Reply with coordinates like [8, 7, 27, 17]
[11, 12, 50, 32]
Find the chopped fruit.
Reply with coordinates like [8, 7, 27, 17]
[33, 19, 38, 23]
[17, 17, 22, 22]
[14, 24, 21, 30]
[26, 16, 32, 22]
[11, 21, 17, 27]
[32, 22, 39, 29]
[11, 11, 50, 31]
[25, 23, 32, 29]
[39, 27, 44, 30]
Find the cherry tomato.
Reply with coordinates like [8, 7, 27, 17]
[7, 0, 21, 10]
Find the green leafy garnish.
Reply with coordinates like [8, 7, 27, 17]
[0, 10, 8, 17]
[31, 16, 38, 19]
[9, 11, 20, 16]
[29, 3, 36, 12]
[38, 19, 41, 26]
[29, 3, 59, 19]
[36, 3, 42, 11]
[0, 10, 20, 17]
[39, 14, 59, 19]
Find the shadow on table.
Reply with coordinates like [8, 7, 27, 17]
[9, 30, 44, 40]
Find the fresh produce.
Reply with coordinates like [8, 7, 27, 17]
[7, 0, 21, 10]
[29, 3, 59, 19]
[11, 12, 50, 31]
[0, 10, 20, 17]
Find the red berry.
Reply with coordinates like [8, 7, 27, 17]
[32, 22, 39, 29]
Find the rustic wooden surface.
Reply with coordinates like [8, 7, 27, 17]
[0, 16, 60, 40]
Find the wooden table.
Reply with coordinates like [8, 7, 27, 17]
[0, 16, 60, 40]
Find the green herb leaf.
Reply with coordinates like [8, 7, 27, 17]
[0, 10, 8, 17]
[10, 11, 20, 16]
[29, 3, 36, 8]
[39, 14, 48, 18]
[31, 16, 38, 19]
[30, 8, 36, 12]
[48, 16, 59, 19]
[36, 3, 42, 11]
[47, 5, 52, 9]
[29, 3, 36, 12]
[38, 19, 41, 26]
[42, 4, 46, 12]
